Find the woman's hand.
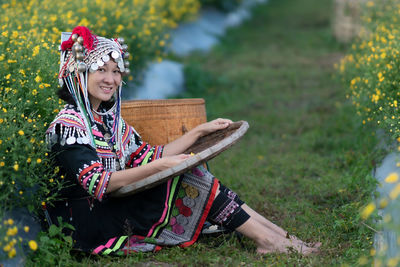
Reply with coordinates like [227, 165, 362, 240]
[155, 154, 191, 171]
[162, 118, 233, 157]
[194, 118, 233, 137]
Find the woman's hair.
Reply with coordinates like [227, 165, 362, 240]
[57, 84, 75, 105]
[57, 81, 116, 109]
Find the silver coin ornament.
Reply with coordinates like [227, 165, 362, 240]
[117, 61, 124, 70]
[102, 55, 110, 62]
[123, 52, 129, 59]
[97, 60, 104, 67]
[77, 36, 84, 45]
[124, 61, 130, 68]
[71, 33, 78, 42]
[111, 51, 119, 59]
[60, 138, 66, 146]
[77, 137, 82, 144]
[121, 44, 128, 52]
[76, 52, 84, 61]
[74, 43, 83, 53]
[117, 37, 125, 44]
[66, 136, 76, 145]
[77, 62, 87, 73]
[90, 63, 99, 71]
[125, 68, 130, 75]
[81, 136, 89, 144]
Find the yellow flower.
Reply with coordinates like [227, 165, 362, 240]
[385, 173, 398, 183]
[389, 183, 400, 200]
[6, 226, 18, 236]
[24, 226, 29, 233]
[27, 158, 31, 163]
[358, 256, 368, 265]
[18, 130, 24, 136]
[0, 162, 4, 167]
[361, 202, 375, 219]
[116, 24, 124, 33]
[379, 198, 388, 209]
[28, 240, 38, 251]
[36, 158, 42, 164]
[387, 258, 399, 267]
[8, 248, 16, 258]
[13, 163, 19, 171]
[32, 45, 40, 57]
[3, 243, 11, 252]
[34, 75, 42, 83]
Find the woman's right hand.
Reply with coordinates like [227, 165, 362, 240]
[155, 154, 191, 171]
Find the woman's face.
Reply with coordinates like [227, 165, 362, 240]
[87, 60, 122, 110]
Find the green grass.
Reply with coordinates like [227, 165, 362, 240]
[28, 0, 383, 265]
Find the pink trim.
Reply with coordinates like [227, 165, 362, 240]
[132, 146, 151, 167]
[92, 237, 116, 254]
[146, 179, 172, 237]
[81, 172, 95, 189]
[92, 129, 102, 137]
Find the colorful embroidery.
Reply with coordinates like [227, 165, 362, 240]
[77, 160, 110, 201]
[213, 200, 239, 224]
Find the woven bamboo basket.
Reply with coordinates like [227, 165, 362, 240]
[121, 99, 207, 145]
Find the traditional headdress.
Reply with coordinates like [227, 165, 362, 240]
[58, 26, 130, 153]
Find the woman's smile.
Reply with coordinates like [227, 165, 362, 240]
[87, 59, 122, 110]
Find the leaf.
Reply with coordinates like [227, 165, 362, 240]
[48, 224, 59, 237]
[28, 204, 34, 213]
[64, 235, 73, 245]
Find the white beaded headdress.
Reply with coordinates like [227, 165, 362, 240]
[58, 26, 129, 153]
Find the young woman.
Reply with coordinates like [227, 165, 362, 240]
[45, 26, 319, 256]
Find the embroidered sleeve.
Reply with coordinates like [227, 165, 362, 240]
[123, 124, 164, 167]
[47, 106, 110, 201]
[52, 143, 111, 201]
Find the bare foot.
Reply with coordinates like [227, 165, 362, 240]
[256, 238, 320, 255]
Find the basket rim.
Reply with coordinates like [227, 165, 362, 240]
[122, 98, 205, 108]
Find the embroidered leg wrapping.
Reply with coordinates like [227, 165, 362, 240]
[207, 192, 250, 231]
[218, 183, 245, 206]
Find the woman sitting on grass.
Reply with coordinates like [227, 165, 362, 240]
[45, 26, 319, 256]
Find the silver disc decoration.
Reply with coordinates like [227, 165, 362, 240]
[66, 136, 76, 145]
[102, 55, 110, 62]
[111, 51, 119, 59]
[90, 63, 99, 71]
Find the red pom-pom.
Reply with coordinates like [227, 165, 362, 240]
[61, 26, 97, 51]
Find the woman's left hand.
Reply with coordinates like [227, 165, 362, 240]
[195, 118, 233, 137]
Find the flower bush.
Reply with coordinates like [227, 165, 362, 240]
[338, 0, 400, 139]
[0, 0, 201, 260]
[339, 0, 400, 265]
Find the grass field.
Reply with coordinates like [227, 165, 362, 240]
[28, 0, 383, 265]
